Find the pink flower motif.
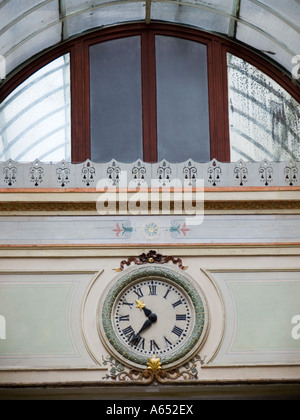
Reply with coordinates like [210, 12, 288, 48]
[179, 223, 190, 236]
[113, 223, 122, 237]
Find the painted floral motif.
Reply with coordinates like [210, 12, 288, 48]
[170, 221, 191, 238]
[181, 354, 206, 380]
[143, 222, 160, 240]
[102, 356, 126, 381]
[113, 221, 133, 238]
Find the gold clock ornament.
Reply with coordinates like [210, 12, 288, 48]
[98, 264, 208, 369]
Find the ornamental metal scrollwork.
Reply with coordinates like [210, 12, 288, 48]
[284, 160, 298, 186]
[1, 159, 299, 188]
[132, 160, 146, 187]
[29, 160, 44, 187]
[207, 159, 222, 187]
[3, 159, 17, 186]
[102, 355, 206, 384]
[157, 160, 171, 186]
[56, 161, 70, 187]
[259, 159, 273, 186]
[183, 160, 197, 185]
[82, 160, 96, 186]
[107, 161, 121, 186]
[234, 159, 248, 186]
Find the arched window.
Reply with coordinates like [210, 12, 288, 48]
[0, 55, 71, 162]
[228, 54, 300, 162]
[0, 24, 299, 164]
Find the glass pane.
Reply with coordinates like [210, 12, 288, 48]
[0, 54, 71, 162]
[256, 0, 300, 30]
[90, 36, 143, 163]
[228, 54, 300, 162]
[64, 2, 146, 39]
[2, 0, 300, 77]
[1, 0, 61, 76]
[235, 22, 294, 74]
[155, 36, 210, 163]
[151, 3, 231, 36]
[236, 0, 298, 73]
[239, 0, 299, 55]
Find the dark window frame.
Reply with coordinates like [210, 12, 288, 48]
[1, 23, 299, 164]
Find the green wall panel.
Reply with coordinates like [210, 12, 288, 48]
[211, 270, 300, 365]
[0, 283, 75, 356]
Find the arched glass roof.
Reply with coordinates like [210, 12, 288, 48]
[0, 0, 299, 83]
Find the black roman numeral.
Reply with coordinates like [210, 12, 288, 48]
[150, 339, 160, 352]
[133, 287, 144, 299]
[163, 287, 171, 300]
[148, 284, 157, 295]
[133, 336, 145, 350]
[172, 325, 184, 337]
[122, 325, 135, 341]
[176, 314, 187, 321]
[164, 336, 172, 347]
[172, 299, 183, 308]
[121, 298, 134, 309]
[119, 315, 130, 322]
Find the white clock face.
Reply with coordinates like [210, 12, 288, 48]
[99, 265, 207, 369]
[113, 278, 194, 359]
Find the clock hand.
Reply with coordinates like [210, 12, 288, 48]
[129, 312, 158, 345]
[137, 318, 153, 335]
[143, 306, 152, 318]
[129, 319, 151, 345]
[135, 300, 157, 321]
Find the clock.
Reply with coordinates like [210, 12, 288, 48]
[98, 264, 208, 369]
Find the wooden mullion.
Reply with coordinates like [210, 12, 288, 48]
[207, 40, 231, 162]
[70, 40, 90, 163]
[141, 30, 158, 163]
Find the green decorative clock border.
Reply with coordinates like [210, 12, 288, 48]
[99, 265, 207, 368]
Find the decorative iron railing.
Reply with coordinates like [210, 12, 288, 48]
[0, 158, 299, 189]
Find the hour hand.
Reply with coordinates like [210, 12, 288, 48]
[135, 300, 157, 321]
[143, 306, 152, 318]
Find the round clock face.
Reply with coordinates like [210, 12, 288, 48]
[99, 265, 207, 369]
[114, 278, 193, 359]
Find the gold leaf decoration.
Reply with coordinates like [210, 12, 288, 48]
[147, 356, 162, 374]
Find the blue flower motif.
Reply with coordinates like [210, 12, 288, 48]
[143, 222, 160, 239]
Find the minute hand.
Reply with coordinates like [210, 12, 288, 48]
[129, 312, 158, 344]
[137, 318, 153, 335]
